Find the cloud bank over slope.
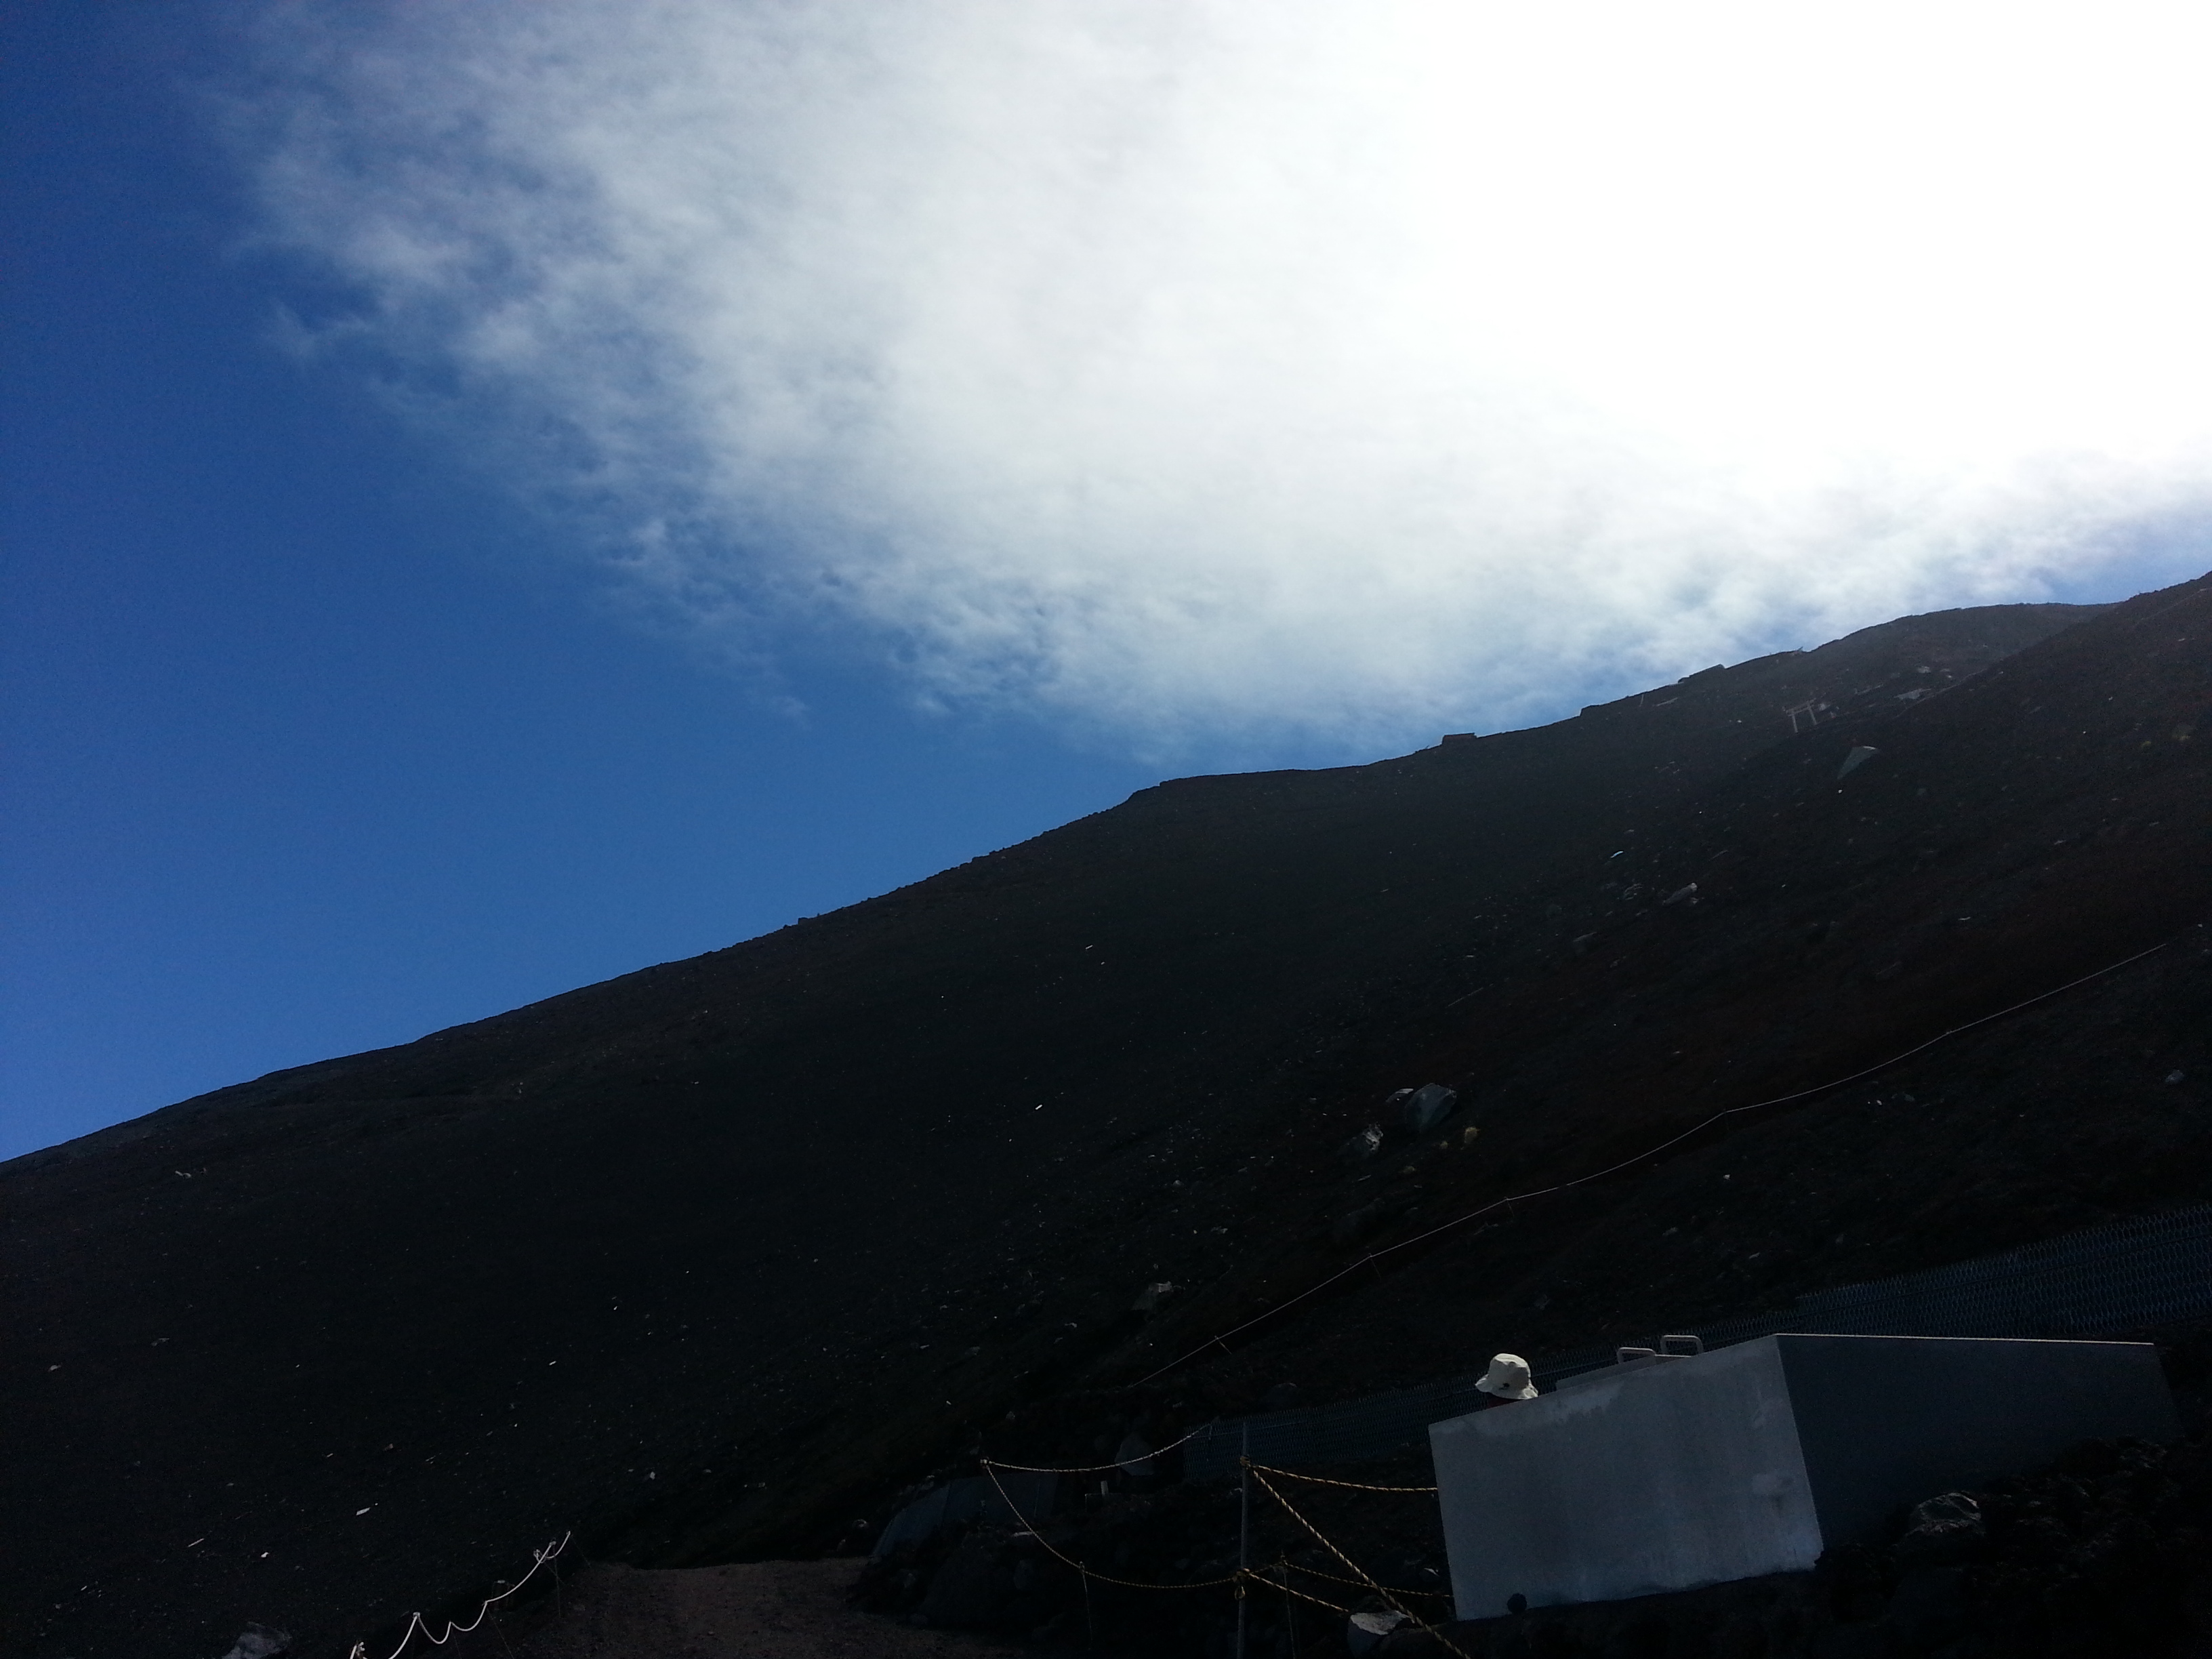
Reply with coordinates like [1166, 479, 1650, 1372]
[234, 1, 2212, 748]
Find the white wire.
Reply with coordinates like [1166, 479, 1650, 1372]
[346, 1532, 572, 1659]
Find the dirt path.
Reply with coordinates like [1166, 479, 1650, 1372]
[504, 1559, 1008, 1659]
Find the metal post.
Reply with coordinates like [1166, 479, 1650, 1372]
[1236, 1424, 1250, 1659]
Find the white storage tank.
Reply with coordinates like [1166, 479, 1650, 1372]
[1429, 1333, 2178, 1618]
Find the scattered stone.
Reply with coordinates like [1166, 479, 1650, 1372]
[1895, 1491, 1984, 1563]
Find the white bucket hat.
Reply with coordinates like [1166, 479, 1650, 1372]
[1476, 1353, 1538, 1400]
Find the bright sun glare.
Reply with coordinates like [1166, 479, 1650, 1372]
[239, 1, 2212, 747]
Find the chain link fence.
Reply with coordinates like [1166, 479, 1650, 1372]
[1184, 1202, 2212, 1479]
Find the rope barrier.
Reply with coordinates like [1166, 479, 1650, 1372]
[340, 944, 2177, 1658]
[968, 1451, 1473, 1651]
[978, 1460, 1241, 1591]
[1279, 1559, 1454, 1600]
[978, 1421, 1212, 1473]
[1248, 1463, 1437, 1493]
[1141, 938, 2173, 1383]
[1263, 1572, 1356, 1617]
[1250, 1468, 1475, 1659]
[345, 1532, 571, 1659]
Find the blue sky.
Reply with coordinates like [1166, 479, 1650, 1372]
[3, 9, 1168, 1160]
[7, 3, 2209, 1160]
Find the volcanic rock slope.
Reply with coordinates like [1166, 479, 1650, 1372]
[7, 579, 2209, 1658]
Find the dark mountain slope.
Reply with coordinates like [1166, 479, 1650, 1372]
[1116, 575, 2212, 1409]
[9, 592, 2199, 1658]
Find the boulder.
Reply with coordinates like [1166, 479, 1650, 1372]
[1402, 1084, 1458, 1132]
[1893, 1492, 1984, 1564]
[1348, 1608, 1410, 1654]
[918, 1528, 1015, 1628]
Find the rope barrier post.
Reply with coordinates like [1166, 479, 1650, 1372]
[1236, 1424, 1251, 1659]
[1249, 1471, 1475, 1659]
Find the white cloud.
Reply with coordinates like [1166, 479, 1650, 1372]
[231, 0, 2212, 750]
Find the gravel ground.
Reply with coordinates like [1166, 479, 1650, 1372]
[503, 1559, 1007, 1659]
